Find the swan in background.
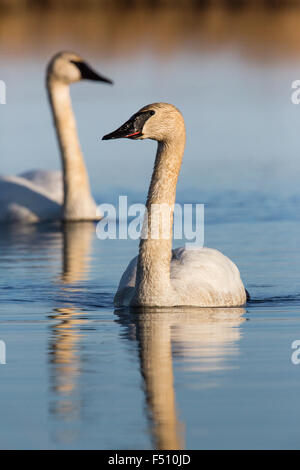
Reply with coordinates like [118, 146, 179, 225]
[0, 51, 112, 223]
[103, 103, 248, 307]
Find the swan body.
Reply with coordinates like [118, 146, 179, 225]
[103, 102, 247, 308]
[20, 170, 63, 203]
[0, 52, 112, 224]
[0, 173, 61, 223]
[114, 247, 246, 308]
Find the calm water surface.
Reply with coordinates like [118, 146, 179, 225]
[1, 12, 300, 448]
[0, 213, 299, 449]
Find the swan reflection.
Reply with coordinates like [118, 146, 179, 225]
[60, 221, 94, 284]
[48, 222, 95, 440]
[116, 307, 245, 449]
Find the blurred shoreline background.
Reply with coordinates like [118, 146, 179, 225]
[1, 0, 300, 211]
[1, 0, 300, 60]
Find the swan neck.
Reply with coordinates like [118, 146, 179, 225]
[134, 133, 185, 306]
[47, 78, 95, 220]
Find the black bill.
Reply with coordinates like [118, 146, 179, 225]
[102, 110, 155, 140]
[71, 60, 113, 84]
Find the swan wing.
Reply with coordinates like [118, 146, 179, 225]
[0, 175, 61, 223]
[19, 170, 63, 204]
[114, 248, 246, 307]
[114, 256, 138, 307]
[170, 247, 246, 306]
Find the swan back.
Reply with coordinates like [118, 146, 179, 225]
[20, 170, 63, 204]
[170, 247, 246, 307]
[0, 174, 61, 223]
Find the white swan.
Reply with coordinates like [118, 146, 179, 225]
[0, 51, 112, 223]
[103, 102, 248, 308]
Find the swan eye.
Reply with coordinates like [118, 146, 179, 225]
[132, 110, 155, 129]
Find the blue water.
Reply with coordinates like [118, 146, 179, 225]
[1, 42, 300, 449]
[0, 205, 300, 449]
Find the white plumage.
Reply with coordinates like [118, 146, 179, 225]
[105, 102, 247, 308]
[0, 51, 112, 224]
[115, 247, 246, 307]
[21, 170, 63, 203]
[0, 171, 62, 223]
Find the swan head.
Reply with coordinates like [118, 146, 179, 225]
[47, 51, 113, 85]
[102, 103, 185, 142]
